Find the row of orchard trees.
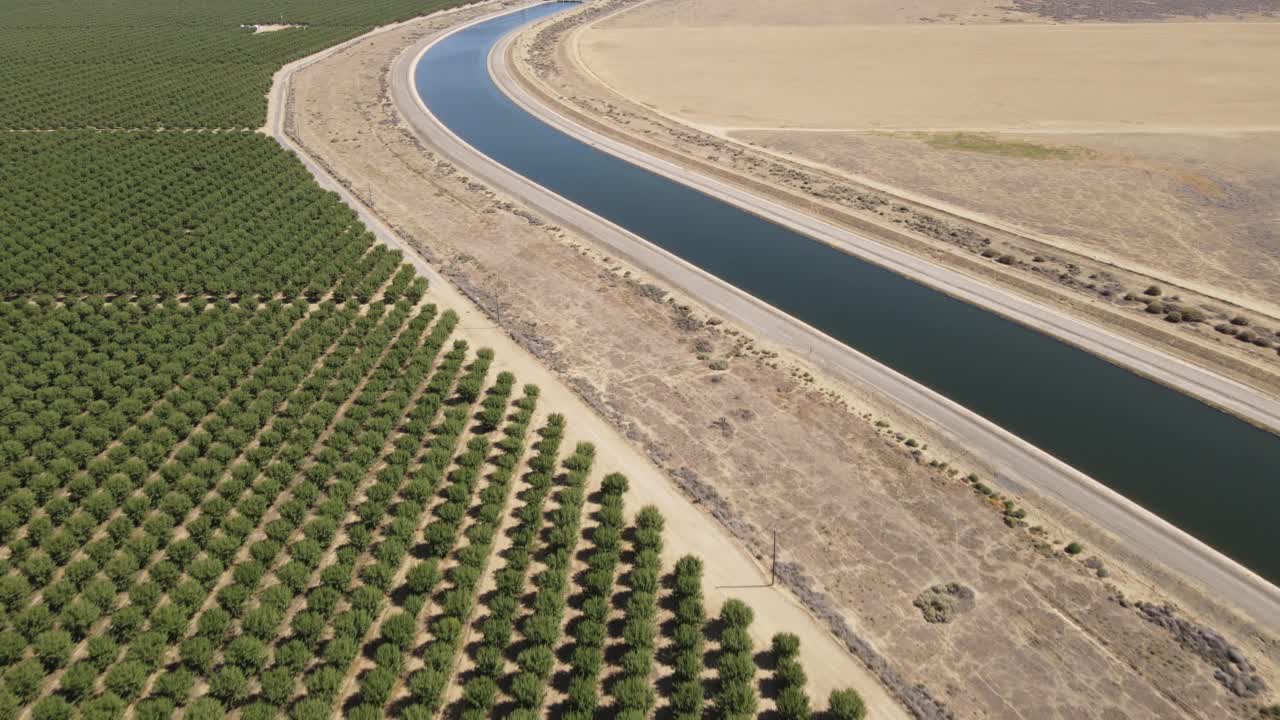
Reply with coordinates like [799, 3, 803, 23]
[1, 297, 365, 718]
[0, 133, 419, 297]
[0, 290, 460, 718]
[0, 261, 882, 720]
[457, 414, 568, 718]
[0, 0, 470, 129]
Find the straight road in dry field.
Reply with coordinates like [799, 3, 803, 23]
[386, 4, 1280, 630]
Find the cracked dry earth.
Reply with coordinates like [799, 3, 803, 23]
[286, 11, 1279, 719]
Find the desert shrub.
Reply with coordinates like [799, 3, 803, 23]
[1065, 541, 1084, 555]
[1144, 285, 1162, 296]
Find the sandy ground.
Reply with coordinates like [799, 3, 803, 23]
[281, 5, 1280, 719]
[580, 23, 1280, 132]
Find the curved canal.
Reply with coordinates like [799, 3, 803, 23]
[416, 3, 1280, 583]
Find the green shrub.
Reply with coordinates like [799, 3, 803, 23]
[181, 637, 214, 673]
[828, 689, 867, 720]
[381, 611, 417, 651]
[210, 665, 249, 704]
[60, 661, 98, 700]
[776, 657, 807, 690]
[714, 681, 758, 719]
[776, 686, 812, 720]
[408, 669, 447, 708]
[104, 659, 149, 700]
[31, 696, 73, 720]
[374, 643, 403, 675]
[717, 652, 756, 685]
[720, 599, 753, 628]
[34, 629, 72, 669]
[360, 667, 396, 706]
[612, 674, 656, 713]
[185, 696, 225, 717]
[516, 645, 555, 678]
[768, 630, 798, 661]
[462, 676, 498, 712]
[304, 665, 343, 702]
[226, 635, 268, 671]
[510, 672, 545, 709]
[87, 635, 119, 671]
[155, 668, 195, 703]
[136, 697, 177, 720]
[260, 667, 294, 707]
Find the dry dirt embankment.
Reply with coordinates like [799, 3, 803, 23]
[275, 2, 1279, 719]
[538, 0, 1280, 408]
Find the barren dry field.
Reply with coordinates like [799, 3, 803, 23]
[578, 0, 1280, 318]
[580, 24, 1280, 132]
[286, 7, 1280, 719]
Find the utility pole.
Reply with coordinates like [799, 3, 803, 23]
[770, 530, 778, 586]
